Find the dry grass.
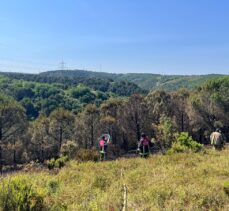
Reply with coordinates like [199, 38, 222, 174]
[1, 147, 229, 211]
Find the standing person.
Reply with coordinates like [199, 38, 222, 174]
[99, 135, 108, 160]
[138, 133, 150, 158]
[210, 129, 225, 150]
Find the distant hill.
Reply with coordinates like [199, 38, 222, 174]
[40, 69, 119, 80]
[0, 72, 145, 120]
[40, 70, 226, 91]
[0, 71, 145, 95]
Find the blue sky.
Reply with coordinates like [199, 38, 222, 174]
[0, 0, 228, 74]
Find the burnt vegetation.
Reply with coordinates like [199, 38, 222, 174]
[0, 71, 228, 169]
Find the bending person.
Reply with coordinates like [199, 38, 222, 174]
[210, 129, 225, 150]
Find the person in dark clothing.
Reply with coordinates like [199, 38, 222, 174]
[138, 133, 150, 158]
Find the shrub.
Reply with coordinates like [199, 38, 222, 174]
[167, 132, 203, 154]
[48, 180, 59, 194]
[152, 115, 175, 152]
[76, 148, 99, 162]
[60, 141, 78, 159]
[55, 156, 69, 168]
[46, 158, 55, 170]
[46, 156, 69, 170]
[224, 181, 229, 196]
[0, 176, 47, 211]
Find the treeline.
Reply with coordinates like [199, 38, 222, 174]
[0, 76, 228, 168]
[0, 74, 145, 120]
[1, 70, 223, 92]
[39, 70, 225, 91]
[13, 70, 224, 91]
[0, 72, 145, 95]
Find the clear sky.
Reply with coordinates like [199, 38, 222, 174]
[0, 0, 228, 74]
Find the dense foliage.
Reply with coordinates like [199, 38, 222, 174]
[0, 74, 145, 120]
[0, 72, 145, 95]
[1, 70, 224, 91]
[167, 132, 203, 154]
[8, 70, 226, 90]
[38, 70, 225, 91]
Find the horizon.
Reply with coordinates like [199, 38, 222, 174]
[0, 69, 227, 77]
[0, 0, 229, 74]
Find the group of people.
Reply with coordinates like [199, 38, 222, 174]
[98, 128, 226, 160]
[99, 133, 151, 160]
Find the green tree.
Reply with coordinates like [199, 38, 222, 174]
[0, 94, 27, 171]
[152, 115, 175, 152]
[75, 104, 100, 148]
[171, 89, 190, 132]
[20, 97, 38, 120]
[188, 77, 229, 143]
[30, 115, 55, 162]
[100, 98, 124, 146]
[49, 108, 75, 154]
[146, 90, 173, 123]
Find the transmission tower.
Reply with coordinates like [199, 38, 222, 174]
[59, 59, 66, 71]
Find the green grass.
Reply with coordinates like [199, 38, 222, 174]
[1, 148, 229, 210]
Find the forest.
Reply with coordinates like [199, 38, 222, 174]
[0, 72, 228, 169]
[1, 70, 224, 91]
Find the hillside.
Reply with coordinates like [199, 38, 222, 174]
[40, 70, 225, 91]
[0, 72, 145, 95]
[0, 73, 144, 119]
[1, 70, 225, 92]
[1, 148, 229, 210]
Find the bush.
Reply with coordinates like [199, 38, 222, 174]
[167, 132, 203, 154]
[224, 181, 229, 196]
[152, 115, 175, 152]
[46, 156, 69, 170]
[0, 176, 47, 211]
[60, 141, 78, 159]
[55, 156, 69, 168]
[76, 148, 99, 162]
[48, 180, 59, 194]
[46, 158, 56, 170]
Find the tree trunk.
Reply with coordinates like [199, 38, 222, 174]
[13, 138, 17, 168]
[122, 132, 128, 151]
[136, 123, 140, 142]
[181, 112, 184, 132]
[91, 123, 94, 148]
[41, 148, 44, 163]
[134, 112, 141, 142]
[59, 126, 63, 152]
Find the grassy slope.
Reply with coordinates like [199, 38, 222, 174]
[2, 148, 229, 210]
[119, 74, 224, 91]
